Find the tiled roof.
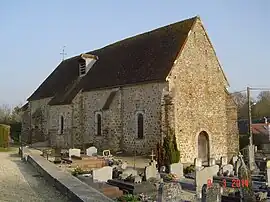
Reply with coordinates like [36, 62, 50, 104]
[27, 16, 197, 104]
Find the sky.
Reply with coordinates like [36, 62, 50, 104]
[0, 0, 269, 107]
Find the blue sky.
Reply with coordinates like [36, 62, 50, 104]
[0, 0, 269, 106]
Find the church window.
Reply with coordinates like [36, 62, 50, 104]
[95, 112, 102, 136]
[60, 115, 64, 134]
[79, 61, 86, 76]
[136, 112, 144, 139]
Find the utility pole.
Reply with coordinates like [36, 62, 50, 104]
[247, 87, 253, 146]
[247, 87, 255, 171]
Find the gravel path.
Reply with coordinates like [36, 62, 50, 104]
[0, 149, 70, 202]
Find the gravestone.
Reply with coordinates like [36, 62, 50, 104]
[86, 146, 97, 156]
[267, 160, 270, 187]
[162, 182, 182, 201]
[120, 168, 138, 180]
[220, 156, 228, 166]
[195, 158, 203, 170]
[170, 162, 183, 179]
[202, 183, 222, 202]
[145, 160, 159, 181]
[93, 166, 113, 182]
[69, 148, 81, 158]
[160, 166, 166, 173]
[209, 158, 216, 166]
[232, 156, 238, 166]
[195, 165, 219, 198]
[134, 176, 142, 184]
[121, 162, 128, 170]
[221, 164, 234, 176]
[103, 150, 112, 158]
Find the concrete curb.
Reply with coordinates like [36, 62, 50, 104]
[23, 148, 113, 202]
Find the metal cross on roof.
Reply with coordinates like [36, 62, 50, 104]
[60, 46, 67, 61]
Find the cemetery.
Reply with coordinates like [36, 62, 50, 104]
[32, 142, 270, 202]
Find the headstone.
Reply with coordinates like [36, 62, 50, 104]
[195, 158, 202, 170]
[86, 146, 97, 156]
[235, 158, 242, 177]
[120, 168, 138, 180]
[221, 164, 234, 176]
[209, 158, 216, 166]
[92, 166, 113, 182]
[162, 182, 182, 201]
[204, 183, 222, 202]
[170, 162, 183, 179]
[220, 156, 227, 166]
[121, 161, 128, 170]
[103, 150, 112, 158]
[145, 160, 159, 181]
[232, 156, 238, 166]
[267, 160, 270, 187]
[195, 165, 219, 197]
[134, 176, 142, 184]
[69, 148, 81, 158]
[160, 166, 166, 173]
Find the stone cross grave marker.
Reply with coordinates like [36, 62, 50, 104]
[93, 166, 113, 182]
[86, 146, 97, 156]
[150, 150, 155, 161]
[69, 148, 81, 158]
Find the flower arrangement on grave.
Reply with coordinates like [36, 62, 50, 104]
[184, 164, 195, 174]
[71, 166, 89, 176]
[163, 173, 177, 182]
[117, 194, 140, 202]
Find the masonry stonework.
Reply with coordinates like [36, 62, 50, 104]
[29, 98, 52, 143]
[82, 82, 166, 154]
[22, 17, 239, 164]
[167, 19, 232, 163]
[226, 91, 239, 160]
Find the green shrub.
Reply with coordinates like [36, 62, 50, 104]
[184, 165, 195, 174]
[117, 194, 139, 202]
[163, 128, 180, 166]
[0, 124, 10, 148]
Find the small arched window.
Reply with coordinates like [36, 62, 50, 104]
[96, 112, 102, 136]
[60, 116, 64, 134]
[137, 113, 144, 139]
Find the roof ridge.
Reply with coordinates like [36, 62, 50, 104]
[86, 16, 198, 54]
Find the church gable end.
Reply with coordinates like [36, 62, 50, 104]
[166, 18, 231, 163]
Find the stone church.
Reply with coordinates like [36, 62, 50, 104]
[21, 16, 239, 164]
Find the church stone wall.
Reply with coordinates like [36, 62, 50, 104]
[81, 82, 166, 154]
[48, 104, 72, 148]
[226, 92, 239, 160]
[121, 82, 166, 155]
[83, 88, 122, 152]
[167, 19, 229, 163]
[28, 98, 52, 143]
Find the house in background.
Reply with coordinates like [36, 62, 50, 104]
[21, 16, 239, 164]
[238, 118, 270, 151]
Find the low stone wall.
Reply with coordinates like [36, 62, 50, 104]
[23, 148, 113, 202]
